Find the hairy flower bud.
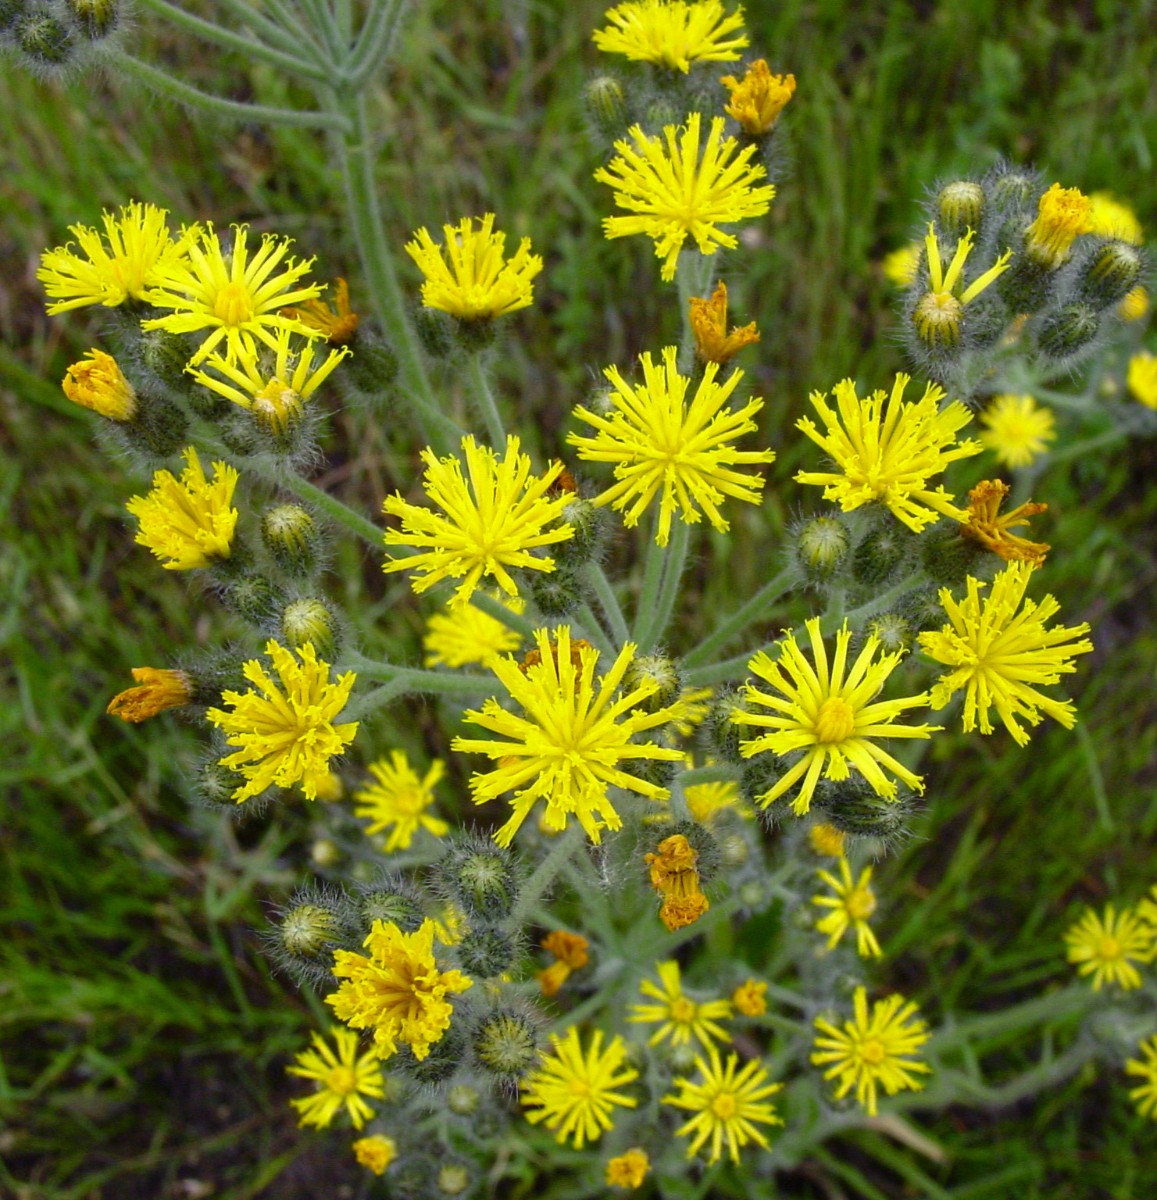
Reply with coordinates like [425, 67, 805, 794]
[396, 1027, 467, 1085]
[66, 0, 118, 38]
[266, 885, 354, 985]
[221, 575, 288, 628]
[261, 504, 321, 577]
[1078, 240, 1144, 311]
[623, 654, 684, 710]
[281, 597, 340, 659]
[918, 520, 986, 586]
[585, 74, 629, 138]
[456, 923, 521, 980]
[937, 181, 986, 237]
[447, 1084, 480, 1115]
[432, 833, 523, 921]
[437, 1163, 472, 1196]
[526, 562, 585, 617]
[793, 513, 852, 582]
[353, 872, 426, 934]
[704, 685, 746, 764]
[15, 5, 77, 67]
[852, 522, 917, 587]
[554, 496, 608, 567]
[343, 331, 399, 394]
[815, 779, 918, 847]
[1036, 302, 1101, 362]
[863, 611, 914, 655]
[471, 1006, 541, 1086]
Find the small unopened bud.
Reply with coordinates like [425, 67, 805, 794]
[740, 756, 781, 810]
[437, 1163, 471, 1196]
[864, 611, 913, 654]
[1036, 303, 1100, 361]
[266, 885, 354, 984]
[354, 874, 425, 934]
[527, 563, 585, 617]
[816, 779, 918, 847]
[66, 0, 118, 38]
[281, 597, 340, 659]
[343, 331, 398, 394]
[261, 504, 320, 577]
[986, 164, 1037, 213]
[913, 290, 963, 347]
[252, 379, 305, 444]
[310, 838, 341, 868]
[1078, 240, 1143, 310]
[457, 923, 521, 980]
[738, 880, 766, 908]
[472, 1007, 541, 1085]
[447, 1084, 480, 1115]
[554, 496, 606, 567]
[433, 834, 523, 921]
[719, 833, 748, 866]
[852, 522, 916, 586]
[585, 74, 628, 137]
[396, 1029, 466, 1085]
[937, 181, 985, 237]
[221, 576, 288, 627]
[15, 5, 76, 66]
[139, 329, 197, 390]
[794, 514, 851, 581]
[704, 685, 746, 764]
[918, 521, 986, 586]
[624, 654, 684, 710]
[415, 307, 455, 359]
[901, 586, 946, 632]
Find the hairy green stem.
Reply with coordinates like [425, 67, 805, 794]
[472, 592, 537, 638]
[213, 0, 321, 56]
[115, 55, 350, 131]
[348, 0, 408, 84]
[576, 603, 614, 658]
[509, 825, 586, 927]
[345, 655, 494, 695]
[637, 518, 691, 654]
[467, 354, 507, 447]
[683, 566, 797, 668]
[632, 514, 667, 644]
[586, 562, 629, 647]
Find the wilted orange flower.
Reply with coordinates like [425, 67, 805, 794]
[688, 281, 760, 363]
[960, 479, 1049, 566]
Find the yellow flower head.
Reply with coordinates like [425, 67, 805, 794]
[813, 857, 882, 958]
[569, 345, 775, 546]
[1128, 352, 1157, 410]
[629, 960, 732, 1050]
[735, 618, 939, 816]
[125, 446, 239, 571]
[142, 223, 322, 365]
[959, 479, 1049, 566]
[595, 112, 775, 282]
[685, 776, 742, 824]
[354, 751, 449, 853]
[106, 667, 193, 723]
[327, 918, 472, 1061]
[405, 214, 543, 321]
[206, 640, 358, 802]
[452, 626, 685, 847]
[606, 1148, 650, 1188]
[1126, 1036, 1157, 1121]
[808, 822, 846, 857]
[917, 561, 1093, 746]
[423, 594, 525, 668]
[592, 0, 747, 72]
[663, 1047, 783, 1164]
[1064, 904, 1153, 992]
[1120, 286, 1149, 323]
[352, 1134, 397, 1175]
[795, 373, 982, 532]
[383, 435, 575, 608]
[882, 242, 921, 288]
[721, 60, 796, 136]
[1088, 192, 1144, 244]
[688, 280, 760, 364]
[190, 327, 350, 437]
[731, 978, 768, 1017]
[1025, 182, 1093, 267]
[645, 832, 711, 930]
[811, 986, 931, 1116]
[912, 224, 1013, 348]
[286, 1027, 385, 1130]
[538, 930, 591, 997]
[978, 393, 1057, 468]
[62, 349, 137, 421]
[282, 277, 360, 345]
[38, 201, 196, 313]
[521, 1026, 639, 1149]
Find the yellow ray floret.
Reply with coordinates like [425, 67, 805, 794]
[286, 1027, 385, 1130]
[595, 112, 775, 282]
[107, 667, 193, 723]
[190, 327, 350, 435]
[354, 750, 449, 853]
[913, 223, 1012, 348]
[383, 435, 575, 608]
[405, 214, 543, 320]
[1126, 1036, 1157, 1121]
[125, 446, 238, 571]
[592, 0, 747, 72]
[62, 349, 137, 420]
[38, 200, 197, 313]
[917, 561, 1093, 746]
[734, 618, 939, 816]
[795, 373, 982, 532]
[206, 640, 358, 802]
[569, 345, 774, 545]
[720, 60, 796, 136]
[1025, 182, 1093, 267]
[1128, 352, 1157, 410]
[522, 1026, 639, 1149]
[1063, 904, 1153, 992]
[327, 918, 472, 1061]
[352, 1134, 397, 1175]
[662, 1047, 783, 1164]
[142, 223, 322, 365]
[452, 626, 685, 847]
[978, 393, 1056, 468]
[628, 959, 732, 1051]
[811, 986, 931, 1116]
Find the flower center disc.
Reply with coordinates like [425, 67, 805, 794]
[847, 887, 877, 920]
[670, 997, 697, 1023]
[324, 1065, 358, 1096]
[711, 1093, 738, 1119]
[214, 281, 255, 326]
[1098, 935, 1122, 961]
[815, 697, 856, 743]
[859, 1038, 886, 1066]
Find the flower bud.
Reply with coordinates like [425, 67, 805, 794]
[917, 520, 986, 586]
[447, 1084, 480, 1115]
[585, 74, 628, 138]
[526, 562, 585, 617]
[815, 779, 918, 847]
[15, 5, 77, 67]
[310, 838, 341, 869]
[192, 756, 248, 808]
[901, 585, 946, 632]
[137, 328, 197, 391]
[281, 597, 340, 659]
[414, 307, 455, 359]
[1078, 240, 1144, 311]
[432, 834, 523, 921]
[937, 181, 985, 237]
[261, 504, 320, 578]
[343, 330, 398, 394]
[0, 0, 29, 31]
[221, 576, 288, 628]
[913, 290, 963, 348]
[251, 380, 305, 446]
[740, 756, 782, 811]
[63, 349, 136, 420]
[554, 496, 608, 567]
[738, 880, 767, 908]
[266, 885, 354, 985]
[396, 1028, 467, 1085]
[437, 1162, 472, 1196]
[852, 521, 917, 587]
[704, 685, 746, 764]
[985, 163, 1037, 213]
[863, 611, 913, 655]
[354, 874, 426, 935]
[66, 0, 118, 38]
[623, 654, 684, 710]
[1036, 302, 1100, 362]
[719, 832, 748, 866]
[793, 513, 851, 582]
[456, 923, 521, 980]
[471, 1007, 541, 1086]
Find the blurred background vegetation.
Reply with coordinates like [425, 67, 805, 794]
[1, 0, 1155, 1196]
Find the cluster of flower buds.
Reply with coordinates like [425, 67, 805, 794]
[1, 0, 121, 77]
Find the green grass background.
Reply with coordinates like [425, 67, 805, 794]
[1, 0, 1156, 1195]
